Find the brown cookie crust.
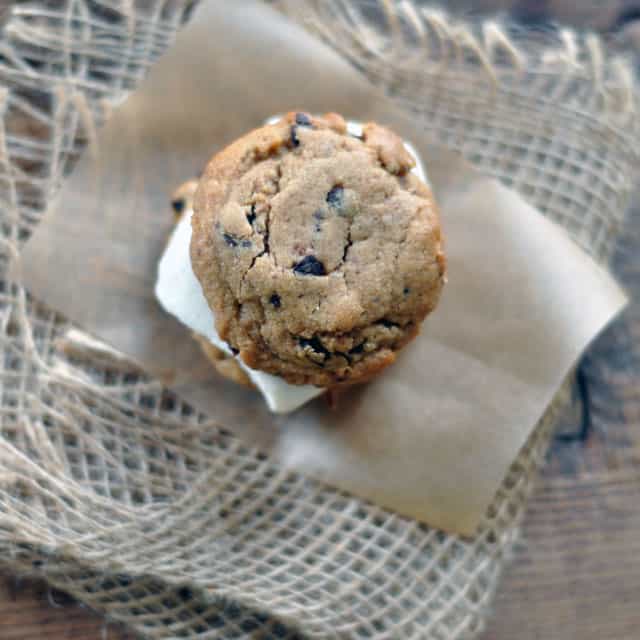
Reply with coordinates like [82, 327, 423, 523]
[168, 181, 253, 388]
[192, 333, 254, 389]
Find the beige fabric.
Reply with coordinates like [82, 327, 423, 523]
[0, 1, 637, 639]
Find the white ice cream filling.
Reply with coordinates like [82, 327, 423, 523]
[155, 120, 427, 414]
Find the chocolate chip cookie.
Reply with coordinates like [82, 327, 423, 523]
[191, 112, 445, 387]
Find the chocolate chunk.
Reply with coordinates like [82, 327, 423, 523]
[290, 126, 300, 147]
[171, 198, 185, 214]
[293, 255, 326, 276]
[326, 186, 344, 209]
[246, 204, 256, 225]
[403, 287, 410, 295]
[269, 293, 281, 309]
[223, 233, 238, 247]
[299, 336, 330, 359]
[295, 112, 313, 126]
[290, 114, 313, 147]
[349, 342, 365, 354]
[379, 319, 399, 329]
[230, 347, 239, 355]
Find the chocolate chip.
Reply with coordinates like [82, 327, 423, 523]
[379, 319, 399, 329]
[269, 293, 281, 308]
[223, 233, 238, 247]
[403, 287, 410, 295]
[171, 198, 185, 214]
[290, 114, 313, 147]
[326, 186, 344, 209]
[241, 239, 252, 248]
[290, 126, 300, 147]
[230, 347, 239, 355]
[349, 342, 365, 354]
[246, 204, 256, 225]
[295, 112, 313, 126]
[293, 255, 326, 276]
[299, 336, 330, 359]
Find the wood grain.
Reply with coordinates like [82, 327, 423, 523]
[0, 575, 131, 640]
[482, 471, 640, 639]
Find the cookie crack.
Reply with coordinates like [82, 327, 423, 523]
[240, 226, 267, 290]
[342, 226, 353, 264]
[240, 163, 282, 290]
[238, 162, 286, 367]
[266, 163, 281, 267]
[334, 203, 356, 274]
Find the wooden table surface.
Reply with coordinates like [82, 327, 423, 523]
[1, 2, 639, 639]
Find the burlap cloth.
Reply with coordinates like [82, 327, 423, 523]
[0, 1, 637, 638]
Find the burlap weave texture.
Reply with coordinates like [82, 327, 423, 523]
[0, 1, 637, 638]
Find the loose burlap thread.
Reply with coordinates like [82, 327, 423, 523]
[0, 1, 637, 638]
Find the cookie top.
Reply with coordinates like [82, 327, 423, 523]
[191, 112, 445, 387]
